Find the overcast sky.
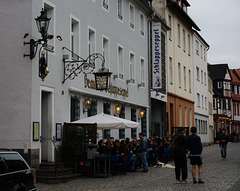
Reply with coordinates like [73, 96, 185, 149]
[187, 0, 240, 69]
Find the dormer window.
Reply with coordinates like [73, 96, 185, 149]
[218, 81, 222, 89]
[178, 0, 181, 7]
[183, 3, 187, 13]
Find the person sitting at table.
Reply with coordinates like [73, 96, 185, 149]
[111, 140, 127, 175]
[97, 140, 109, 155]
[147, 137, 157, 166]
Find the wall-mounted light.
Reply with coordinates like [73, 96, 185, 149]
[83, 98, 92, 113]
[23, 8, 62, 81]
[138, 109, 145, 119]
[62, 47, 112, 90]
[114, 105, 121, 116]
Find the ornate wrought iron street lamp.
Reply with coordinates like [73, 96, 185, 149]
[62, 47, 112, 90]
[24, 9, 61, 81]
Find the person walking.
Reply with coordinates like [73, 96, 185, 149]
[139, 132, 148, 172]
[187, 126, 204, 184]
[173, 127, 188, 184]
[219, 130, 229, 159]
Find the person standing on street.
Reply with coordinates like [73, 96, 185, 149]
[173, 127, 188, 184]
[187, 126, 204, 184]
[139, 132, 148, 172]
[219, 130, 229, 159]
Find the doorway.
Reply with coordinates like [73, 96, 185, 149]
[41, 90, 54, 162]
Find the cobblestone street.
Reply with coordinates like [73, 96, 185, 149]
[36, 142, 240, 191]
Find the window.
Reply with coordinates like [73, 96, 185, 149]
[140, 58, 145, 86]
[189, 70, 191, 93]
[196, 40, 199, 55]
[201, 70, 203, 83]
[202, 95, 204, 108]
[130, 52, 135, 83]
[204, 72, 206, 85]
[200, 45, 203, 58]
[131, 128, 137, 139]
[71, 17, 80, 60]
[118, 0, 123, 20]
[179, 105, 182, 126]
[119, 129, 125, 139]
[140, 13, 145, 36]
[209, 102, 213, 114]
[71, 96, 80, 122]
[104, 129, 110, 139]
[217, 81, 222, 89]
[103, 102, 111, 114]
[102, 36, 109, 69]
[205, 97, 207, 109]
[196, 67, 200, 81]
[129, 4, 135, 29]
[183, 29, 186, 51]
[213, 98, 216, 109]
[204, 48, 206, 61]
[103, 0, 109, 10]
[178, 63, 181, 88]
[189, 109, 192, 127]
[234, 85, 237, 94]
[168, 15, 172, 40]
[2, 153, 28, 172]
[197, 93, 200, 107]
[169, 57, 173, 84]
[118, 45, 124, 79]
[183, 66, 186, 90]
[184, 107, 187, 127]
[177, 24, 180, 46]
[88, 28, 95, 56]
[44, 3, 55, 50]
[188, 34, 191, 55]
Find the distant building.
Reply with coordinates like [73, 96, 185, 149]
[152, 0, 200, 135]
[208, 64, 232, 137]
[229, 69, 240, 135]
[193, 30, 210, 145]
[208, 72, 214, 144]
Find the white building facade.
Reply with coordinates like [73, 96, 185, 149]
[0, 0, 157, 167]
[193, 30, 210, 145]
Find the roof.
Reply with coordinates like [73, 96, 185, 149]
[193, 30, 210, 49]
[230, 69, 240, 84]
[167, 0, 200, 31]
[208, 64, 230, 80]
[230, 69, 240, 100]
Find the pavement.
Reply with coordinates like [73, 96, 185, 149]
[36, 142, 240, 191]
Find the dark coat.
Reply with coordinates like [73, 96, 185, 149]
[186, 134, 203, 155]
[175, 132, 187, 155]
[219, 134, 229, 145]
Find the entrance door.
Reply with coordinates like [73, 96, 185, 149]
[41, 90, 54, 162]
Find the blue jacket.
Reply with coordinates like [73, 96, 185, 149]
[139, 137, 148, 152]
[187, 134, 203, 155]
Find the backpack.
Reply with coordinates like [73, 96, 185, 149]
[169, 135, 179, 153]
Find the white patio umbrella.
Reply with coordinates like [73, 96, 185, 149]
[72, 113, 140, 129]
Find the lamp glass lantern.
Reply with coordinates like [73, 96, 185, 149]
[35, 9, 51, 37]
[139, 109, 145, 118]
[93, 68, 112, 90]
[114, 105, 121, 115]
[85, 98, 92, 110]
